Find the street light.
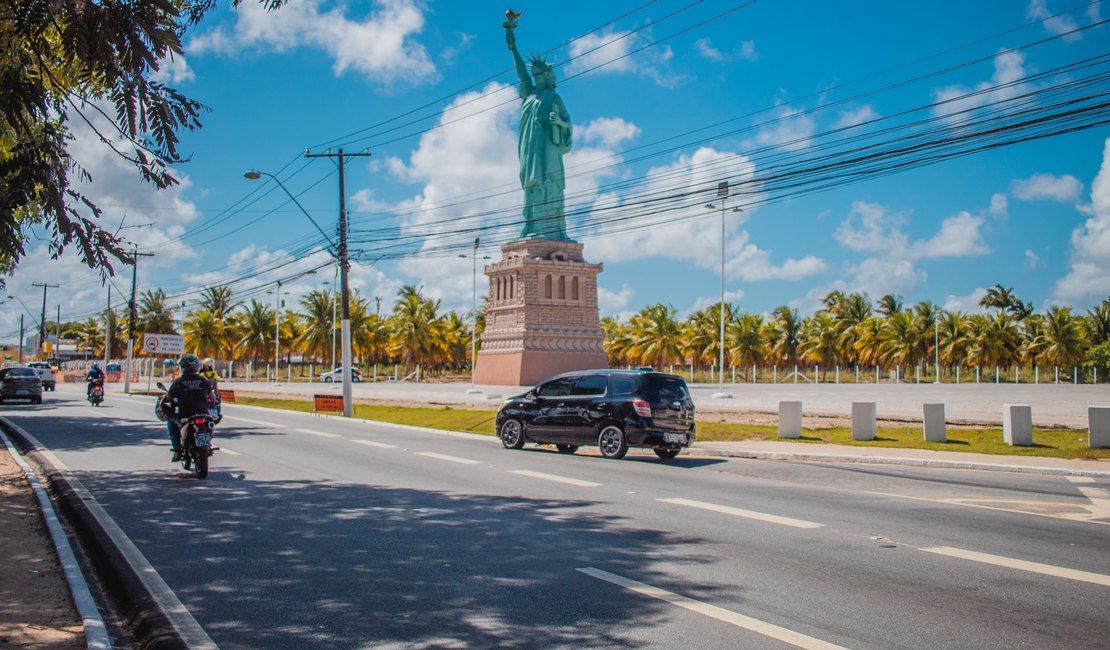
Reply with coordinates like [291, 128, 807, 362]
[459, 237, 491, 392]
[266, 280, 283, 381]
[704, 182, 741, 399]
[245, 169, 354, 415]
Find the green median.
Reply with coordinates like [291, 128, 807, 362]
[234, 396, 1110, 460]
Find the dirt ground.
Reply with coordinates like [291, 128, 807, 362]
[0, 443, 84, 649]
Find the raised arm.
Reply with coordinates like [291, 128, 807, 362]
[506, 29, 533, 98]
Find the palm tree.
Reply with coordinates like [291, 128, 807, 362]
[280, 311, 304, 367]
[601, 316, 632, 367]
[798, 313, 839, 380]
[937, 310, 972, 368]
[913, 300, 940, 371]
[1020, 314, 1046, 369]
[199, 286, 238, 318]
[1040, 306, 1086, 368]
[682, 303, 732, 369]
[389, 285, 438, 371]
[184, 309, 227, 359]
[726, 313, 767, 372]
[297, 290, 337, 365]
[968, 311, 1021, 369]
[877, 293, 903, 317]
[853, 316, 886, 370]
[233, 300, 276, 365]
[626, 304, 684, 369]
[768, 306, 802, 367]
[73, 318, 104, 357]
[879, 311, 922, 374]
[136, 289, 177, 337]
[1086, 299, 1110, 346]
[979, 284, 1015, 312]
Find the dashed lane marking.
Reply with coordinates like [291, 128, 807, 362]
[295, 428, 341, 438]
[509, 470, 601, 487]
[921, 546, 1110, 587]
[415, 451, 482, 465]
[658, 497, 824, 529]
[350, 439, 398, 449]
[578, 568, 847, 649]
[218, 447, 241, 456]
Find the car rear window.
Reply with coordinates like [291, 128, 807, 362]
[644, 375, 689, 402]
[3, 368, 35, 377]
[611, 375, 642, 396]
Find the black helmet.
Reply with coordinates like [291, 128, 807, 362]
[180, 354, 201, 374]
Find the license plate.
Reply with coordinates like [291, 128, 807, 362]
[16, 390, 28, 395]
[663, 433, 686, 444]
[194, 431, 212, 447]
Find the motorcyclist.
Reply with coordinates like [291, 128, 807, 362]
[199, 358, 222, 420]
[163, 354, 216, 462]
[85, 362, 105, 398]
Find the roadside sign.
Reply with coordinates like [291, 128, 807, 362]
[142, 333, 184, 356]
[219, 389, 236, 403]
[314, 394, 345, 412]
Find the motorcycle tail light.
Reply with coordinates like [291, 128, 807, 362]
[194, 417, 207, 425]
[632, 399, 652, 418]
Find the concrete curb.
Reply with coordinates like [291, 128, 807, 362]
[690, 446, 1110, 478]
[0, 417, 193, 650]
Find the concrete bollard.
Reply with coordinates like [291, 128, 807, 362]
[923, 403, 947, 443]
[852, 402, 876, 441]
[1003, 404, 1033, 446]
[778, 401, 802, 439]
[1090, 406, 1110, 449]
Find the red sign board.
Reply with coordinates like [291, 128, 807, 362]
[314, 394, 345, 412]
[219, 389, 236, 403]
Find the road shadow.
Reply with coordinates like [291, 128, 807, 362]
[71, 469, 729, 649]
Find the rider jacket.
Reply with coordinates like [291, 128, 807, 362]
[166, 373, 215, 418]
[85, 367, 105, 384]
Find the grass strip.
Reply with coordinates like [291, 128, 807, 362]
[234, 396, 1109, 460]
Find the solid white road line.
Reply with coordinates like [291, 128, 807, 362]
[221, 415, 284, 428]
[415, 451, 482, 465]
[350, 439, 398, 449]
[218, 447, 241, 456]
[509, 470, 601, 487]
[921, 546, 1110, 587]
[577, 568, 846, 650]
[1067, 476, 1096, 484]
[295, 428, 341, 438]
[658, 497, 824, 529]
[1075, 485, 1110, 518]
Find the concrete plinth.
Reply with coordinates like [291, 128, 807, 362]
[923, 403, 947, 443]
[778, 401, 802, 439]
[474, 239, 607, 386]
[1003, 404, 1033, 446]
[852, 402, 876, 441]
[1089, 406, 1110, 449]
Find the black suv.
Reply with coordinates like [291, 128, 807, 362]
[496, 369, 695, 460]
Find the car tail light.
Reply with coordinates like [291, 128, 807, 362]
[632, 399, 652, 418]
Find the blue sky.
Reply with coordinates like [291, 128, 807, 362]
[4, 0, 1110, 340]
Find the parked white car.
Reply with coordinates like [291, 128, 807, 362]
[319, 367, 362, 383]
[26, 362, 56, 391]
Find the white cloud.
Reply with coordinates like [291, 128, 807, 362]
[832, 105, 879, 130]
[835, 201, 987, 260]
[690, 289, 746, 315]
[1011, 173, 1083, 203]
[932, 51, 1032, 122]
[584, 146, 824, 282]
[1027, 0, 1083, 41]
[990, 192, 1008, 217]
[598, 284, 635, 317]
[942, 287, 989, 312]
[187, 0, 435, 85]
[1025, 249, 1039, 268]
[1052, 136, 1110, 305]
[579, 117, 641, 148]
[749, 106, 816, 151]
[150, 53, 194, 84]
[694, 37, 758, 62]
[565, 29, 679, 86]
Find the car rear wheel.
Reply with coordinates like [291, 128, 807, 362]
[323, 376, 333, 383]
[598, 425, 628, 459]
[499, 419, 525, 449]
[555, 444, 578, 454]
[654, 448, 680, 460]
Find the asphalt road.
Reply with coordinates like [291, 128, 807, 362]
[4, 386, 1109, 649]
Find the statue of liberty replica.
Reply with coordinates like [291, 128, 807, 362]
[505, 11, 573, 241]
[476, 10, 607, 386]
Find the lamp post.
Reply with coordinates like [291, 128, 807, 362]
[704, 182, 738, 399]
[934, 312, 941, 384]
[245, 168, 352, 413]
[459, 237, 491, 392]
[267, 280, 282, 381]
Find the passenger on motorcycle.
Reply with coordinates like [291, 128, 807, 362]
[85, 362, 105, 398]
[163, 354, 216, 462]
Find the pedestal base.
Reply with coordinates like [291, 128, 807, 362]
[475, 350, 609, 387]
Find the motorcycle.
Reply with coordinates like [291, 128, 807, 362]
[156, 382, 216, 479]
[87, 381, 104, 406]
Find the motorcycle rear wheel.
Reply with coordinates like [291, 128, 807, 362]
[194, 450, 209, 479]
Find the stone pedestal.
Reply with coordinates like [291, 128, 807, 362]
[474, 239, 608, 386]
[778, 401, 802, 439]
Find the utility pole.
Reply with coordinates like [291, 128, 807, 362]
[124, 249, 155, 393]
[274, 280, 282, 381]
[32, 282, 59, 357]
[104, 285, 111, 370]
[55, 305, 61, 360]
[306, 147, 371, 417]
[18, 314, 24, 364]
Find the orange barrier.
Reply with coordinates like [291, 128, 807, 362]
[219, 389, 236, 403]
[314, 394, 344, 412]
